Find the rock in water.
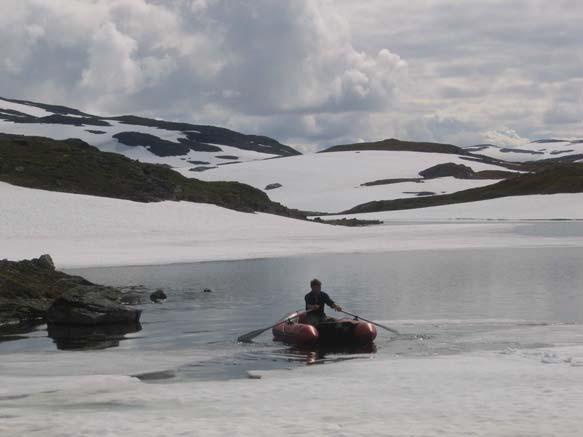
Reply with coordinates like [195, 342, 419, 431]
[47, 285, 142, 325]
[264, 183, 282, 190]
[0, 255, 92, 323]
[150, 289, 167, 302]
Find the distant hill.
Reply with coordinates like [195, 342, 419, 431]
[0, 97, 300, 172]
[320, 138, 468, 155]
[465, 139, 583, 163]
[341, 164, 583, 215]
[0, 134, 304, 217]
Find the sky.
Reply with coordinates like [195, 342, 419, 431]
[1, 0, 582, 151]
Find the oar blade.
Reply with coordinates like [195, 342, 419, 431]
[237, 327, 268, 343]
[237, 310, 302, 343]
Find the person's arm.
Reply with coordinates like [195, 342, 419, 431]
[324, 293, 342, 312]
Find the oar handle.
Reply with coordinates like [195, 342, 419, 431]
[339, 310, 399, 335]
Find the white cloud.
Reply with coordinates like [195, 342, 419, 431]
[0, 0, 581, 147]
[483, 128, 530, 148]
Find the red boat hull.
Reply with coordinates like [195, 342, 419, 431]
[272, 312, 377, 346]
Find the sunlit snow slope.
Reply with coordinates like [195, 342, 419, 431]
[191, 151, 515, 212]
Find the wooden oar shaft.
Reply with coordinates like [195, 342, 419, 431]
[237, 309, 307, 343]
[339, 310, 399, 335]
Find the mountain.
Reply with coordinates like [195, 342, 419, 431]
[0, 134, 303, 217]
[465, 139, 583, 163]
[321, 138, 468, 155]
[2, 96, 579, 216]
[341, 163, 583, 215]
[193, 147, 521, 213]
[0, 97, 300, 172]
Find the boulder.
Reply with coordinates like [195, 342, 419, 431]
[36, 254, 55, 270]
[150, 289, 167, 302]
[47, 285, 141, 325]
[0, 255, 92, 323]
[203, 288, 213, 293]
[265, 183, 282, 190]
[419, 163, 475, 179]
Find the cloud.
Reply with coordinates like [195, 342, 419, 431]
[483, 127, 530, 148]
[0, 0, 582, 148]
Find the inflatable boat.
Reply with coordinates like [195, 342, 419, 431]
[272, 311, 377, 346]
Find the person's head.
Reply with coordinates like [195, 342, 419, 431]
[310, 278, 322, 293]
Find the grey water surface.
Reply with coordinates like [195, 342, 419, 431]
[2, 243, 583, 380]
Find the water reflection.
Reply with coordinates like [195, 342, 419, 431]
[0, 320, 45, 343]
[285, 343, 377, 365]
[47, 322, 142, 350]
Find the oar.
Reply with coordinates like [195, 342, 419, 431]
[338, 310, 400, 335]
[237, 309, 304, 343]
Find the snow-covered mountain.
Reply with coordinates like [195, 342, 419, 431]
[0, 97, 300, 170]
[1, 97, 528, 214]
[191, 150, 515, 212]
[466, 140, 583, 162]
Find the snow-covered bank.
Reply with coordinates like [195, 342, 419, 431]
[4, 182, 583, 268]
[191, 150, 510, 212]
[2, 324, 583, 436]
[329, 193, 583, 221]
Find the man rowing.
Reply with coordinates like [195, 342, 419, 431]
[304, 278, 342, 326]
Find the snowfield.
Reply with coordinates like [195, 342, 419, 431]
[466, 140, 583, 162]
[2, 324, 583, 436]
[3, 182, 583, 269]
[191, 151, 511, 212]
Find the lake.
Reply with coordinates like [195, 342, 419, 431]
[2, 244, 583, 380]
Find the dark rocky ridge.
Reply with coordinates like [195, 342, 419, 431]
[0, 134, 304, 217]
[361, 163, 517, 187]
[343, 164, 583, 215]
[321, 138, 469, 155]
[0, 97, 300, 158]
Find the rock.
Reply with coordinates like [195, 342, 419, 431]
[47, 285, 142, 325]
[265, 183, 282, 190]
[189, 166, 217, 172]
[0, 256, 93, 323]
[419, 163, 475, 179]
[35, 254, 55, 270]
[203, 288, 213, 293]
[150, 289, 167, 302]
[15, 166, 24, 172]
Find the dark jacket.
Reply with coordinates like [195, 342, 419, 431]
[304, 291, 336, 318]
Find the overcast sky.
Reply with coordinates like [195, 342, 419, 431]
[2, 0, 582, 150]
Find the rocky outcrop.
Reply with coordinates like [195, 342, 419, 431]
[1, 255, 142, 328]
[0, 255, 92, 322]
[47, 285, 142, 325]
[419, 163, 475, 179]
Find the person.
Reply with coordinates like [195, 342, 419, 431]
[304, 278, 342, 326]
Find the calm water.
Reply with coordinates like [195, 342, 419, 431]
[3, 244, 583, 380]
